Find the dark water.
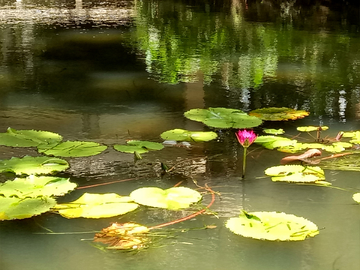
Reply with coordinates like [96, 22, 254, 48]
[1, 1, 360, 269]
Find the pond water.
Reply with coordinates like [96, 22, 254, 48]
[1, 0, 360, 269]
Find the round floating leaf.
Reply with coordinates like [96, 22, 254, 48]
[263, 128, 285, 135]
[113, 145, 149, 154]
[0, 196, 56, 220]
[342, 131, 359, 138]
[0, 127, 63, 147]
[265, 165, 326, 184]
[113, 140, 164, 158]
[255, 136, 297, 150]
[297, 126, 329, 132]
[160, 129, 218, 142]
[226, 210, 319, 241]
[54, 193, 139, 219]
[38, 141, 107, 157]
[0, 176, 76, 198]
[353, 193, 360, 203]
[130, 187, 202, 210]
[249, 107, 309, 121]
[184, 107, 262, 129]
[126, 140, 164, 150]
[0, 156, 69, 175]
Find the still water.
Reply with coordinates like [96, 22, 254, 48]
[1, 0, 360, 269]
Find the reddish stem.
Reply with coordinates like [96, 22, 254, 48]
[148, 186, 216, 230]
[76, 177, 139, 190]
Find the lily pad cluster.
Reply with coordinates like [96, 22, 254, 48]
[53, 187, 202, 219]
[255, 135, 352, 154]
[0, 175, 76, 220]
[0, 127, 107, 157]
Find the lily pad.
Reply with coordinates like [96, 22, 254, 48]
[0, 196, 56, 220]
[38, 141, 107, 157]
[297, 126, 329, 132]
[263, 128, 285, 135]
[264, 165, 326, 184]
[0, 176, 76, 198]
[255, 136, 297, 150]
[184, 107, 262, 129]
[54, 193, 139, 219]
[160, 129, 218, 142]
[0, 128, 63, 147]
[353, 193, 360, 203]
[0, 156, 69, 175]
[113, 140, 164, 159]
[226, 210, 319, 241]
[130, 187, 202, 210]
[249, 107, 309, 121]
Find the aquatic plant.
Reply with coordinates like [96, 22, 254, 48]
[184, 107, 262, 129]
[226, 210, 319, 241]
[160, 129, 217, 142]
[249, 107, 309, 121]
[235, 129, 257, 179]
[264, 165, 328, 185]
[54, 193, 139, 219]
[130, 186, 202, 210]
[113, 140, 164, 159]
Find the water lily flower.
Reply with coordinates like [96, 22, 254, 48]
[235, 129, 257, 148]
[235, 129, 258, 179]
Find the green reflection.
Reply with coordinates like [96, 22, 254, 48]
[132, 0, 360, 118]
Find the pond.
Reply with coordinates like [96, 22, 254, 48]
[0, 0, 360, 269]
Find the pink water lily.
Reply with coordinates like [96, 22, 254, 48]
[235, 129, 257, 179]
[235, 129, 257, 148]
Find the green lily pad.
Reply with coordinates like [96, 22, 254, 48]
[353, 193, 360, 203]
[297, 126, 329, 132]
[113, 140, 164, 159]
[265, 165, 326, 184]
[160, 129, 218, 142]
[0, 176, 76, 198]
[0, 196, 56, 220]
[0, 156, 69, 175]
[255, 136, 297, 150]
[0, 128, 63, 147]
[226, 210, 319, 241]
[249, 107, 310, 121]
[38, 141, 107, 157]
[184, 107, 262, 129]
[54, 193, 139, 219]
[263, 128, 285, 135]
[130, 187, 202, 210]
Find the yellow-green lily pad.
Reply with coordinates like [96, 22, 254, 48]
[0, 156, 69, 175]
[54, 193, 139, 219]
[130, 187, 202, 210]
[249, 107, 309, 121]
[226, 210, 319, 241]
[265, 165, 326, 184]
[0, 196, 56, 220]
